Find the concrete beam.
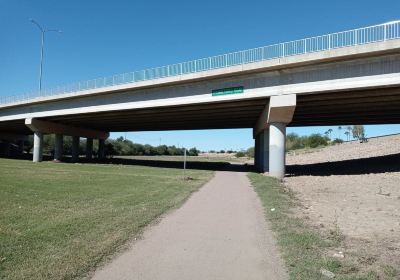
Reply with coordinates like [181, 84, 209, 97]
[254, 94, 296, 138]
[25, 118, 109, 140]
[1, 40, 399, 115]
[267, 94, 297, 124]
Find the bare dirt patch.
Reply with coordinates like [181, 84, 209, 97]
[285, 134, 400, 277]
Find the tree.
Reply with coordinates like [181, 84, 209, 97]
[338, 126, 342, 140]
[286, 133, 306, 150]
[235, 151, 246, 158]
[352, 125, 366, 141]
[327, 129, 333, 140]
[344, 131, 350, 141]
[188, 148, 199, 156]
[245, 147, 255, 158]
[346, 126, 353, 140]
[305, 134, 329, 148]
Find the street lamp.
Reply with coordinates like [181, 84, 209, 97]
[30, 19, 62, 94]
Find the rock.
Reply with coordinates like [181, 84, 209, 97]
[333, 251, 344, 258]
[320, 268, 335, 278]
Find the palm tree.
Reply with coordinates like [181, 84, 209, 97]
[338, 126, 342, 140]
[346, 126, 353, 140]
[344, 131, 350, 141]
[328, 128, 333, 140]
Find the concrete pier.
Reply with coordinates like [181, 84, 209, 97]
[86, 138, 93, 160]
[254, 130, 269, 173]
[54, 134, 63, 161]
[71, 136, 80, 162]
[269, 123, 286, 179]
[33, 132, 43, 162]
[98, 139, 105, 159]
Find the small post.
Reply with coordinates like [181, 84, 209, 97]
[183, 148, 187, 180]
[304, 39, 307, 54]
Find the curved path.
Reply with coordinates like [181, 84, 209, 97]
[91, 171, 287, 280]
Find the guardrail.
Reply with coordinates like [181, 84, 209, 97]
[1, 20, 400, 105]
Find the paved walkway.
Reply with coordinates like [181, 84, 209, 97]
[91, 171, 288, 280]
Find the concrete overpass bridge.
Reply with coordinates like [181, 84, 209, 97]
[1, 21, 400, 178]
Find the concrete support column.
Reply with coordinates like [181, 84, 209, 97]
[54, 134, 63, 161]
[269, 122, 286, 179]
[255, 130, 269, 173]
[254, 136, 260, 170]
[33, 132, 43, 162]
[98, 139, 105, 159]
[260, 129, 269, 172]
[86, 138, 93, 160]
[71, 136, 80, 162]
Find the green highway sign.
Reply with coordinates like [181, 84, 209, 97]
[212, 86, 244, 96]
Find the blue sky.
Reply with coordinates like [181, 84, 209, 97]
[1, 0, 400, 151]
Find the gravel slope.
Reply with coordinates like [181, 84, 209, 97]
[285, 134, 400, 275]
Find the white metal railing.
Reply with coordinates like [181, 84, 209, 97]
[1, 20, 400, 105]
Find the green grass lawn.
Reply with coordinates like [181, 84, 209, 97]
[0, 158, 212, 280]
[248, 173, 392, 280]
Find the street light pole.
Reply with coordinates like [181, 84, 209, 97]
[30, 19, 62, 94]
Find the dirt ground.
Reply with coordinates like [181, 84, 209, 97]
[285, 134, 400, 275]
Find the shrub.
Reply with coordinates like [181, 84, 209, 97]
[235, 151, 246, 158]
[305, 134, 329, 148]
[332, 138, 344, 144]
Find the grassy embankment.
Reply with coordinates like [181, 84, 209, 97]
[0, 158, 212, 280]
[248, 173, 397, 280]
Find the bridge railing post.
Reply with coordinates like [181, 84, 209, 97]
[384, 23, 387, 41]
